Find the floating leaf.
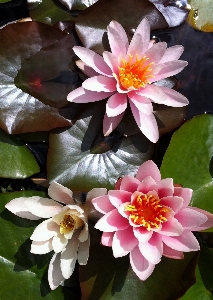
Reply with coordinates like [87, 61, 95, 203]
[160, 115, 213, 226]
[29, 0, 74, 25]
[75, 0, 168, 54]
[0, 190, 80, 299]
[187, 0, 213, 32]
[150, 0, 189, 27]
[0, 129, 40, 179]
[80, 226, 198, 300]
[47, 102, 153, 191]
[0, 21, 72, 133]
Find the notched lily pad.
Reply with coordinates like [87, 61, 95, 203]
[0, 21, 74, 133]
[75, 0, 168, 54]
[47, 101, 153, 191]
[0, 129, 40, 178]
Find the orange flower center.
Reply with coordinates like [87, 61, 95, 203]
[125, 193, 169, 230]
[118, 54, 154, 90]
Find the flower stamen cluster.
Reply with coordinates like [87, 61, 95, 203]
[118, 54, 154, 90]
[125, 193, 169, 230]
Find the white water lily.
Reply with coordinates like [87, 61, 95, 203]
[5, 182, 106, 290]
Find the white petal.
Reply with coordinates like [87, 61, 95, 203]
[48, 182, 74, 205]
[52, 235, 68, 253]
[31, 240, 53, 254]
[60, 231, 80, 279]
[48, 253, 65, 290]
[30, 219, 59, 241]
[107, 20, 129, 56]
[78, 237, 90, 265]
[5, 197, 41, 220]
[24, 197, 62, 218]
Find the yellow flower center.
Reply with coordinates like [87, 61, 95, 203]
[125, 194, 169, 230]
[118, 54, 154, 90]
[60, 214, 84, 235]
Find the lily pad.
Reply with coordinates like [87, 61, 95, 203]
[29, 0, 74, 25]
[80, 226, 198, 300]
[0, 129, 40, 179]
[187, 0, 213, 32]
[0, 190, 80, 299]
[0, 21, 72, 133]
[47, 101, 153, 191]
[160, 114, 213, 222]
[75, 0, 168, 54]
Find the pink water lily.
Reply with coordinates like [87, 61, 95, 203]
[67, 18, 188, 143]
[92, 160, 213, 280]
[5, 182, 105, 290]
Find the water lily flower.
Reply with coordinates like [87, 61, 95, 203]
[5, 182, 105, 290]
[92, 160, 213, 280]
[67, 18, 188, 143]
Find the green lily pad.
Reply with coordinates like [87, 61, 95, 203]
[75, 0, 168, 54]
[29, 0, 74, 25]
[47, 102, 153, 191]
[0, 190, 80, 299]
[80, 226, 198, 300]
[0, 129, 40, 179]
[160, 114, 213, 223]
[0, 21, 72, 134]
[188, 0, 213, 32]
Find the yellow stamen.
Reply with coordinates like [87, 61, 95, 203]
[125, 194, 170, 230]
[118, 54, 155, 90]
[59, 214, 84, 234]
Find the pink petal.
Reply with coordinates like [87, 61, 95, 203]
[128, 92, 153, 115]
[137, 176, 158, 194]
[150, 60, 188, 82]
[52, 235, 68, 253]
[157, 178, 174, 198]
[101, 232, 114, 246]
[159, 45, 184, 64]
[127, 18, 150, 58]
[92, 195, 114, 214]
[67, 86, 113, 103]
[76, 60, 99, 77]
[82, 75, 116, 92]
[61, 231, 79, 279]
[103, 111, 125, 136]
[160, 196, 183, 213]
[162, 231, 200, 252]
[73, 46, 112, 76]
[173, 187, 192, 207]
[107, 20, 129, 56]
[163, 243, 184, 259]
[175, 207, 208, 230]
[191, 207, 213, 231]
[117, 202, 131, 219]
[138, 233, 163, 264]
[24, 197, 62, 218]
[108, 190, 132, 208]
[130, 245, 156, 280]
[120, 175, 140, 193]
[30, 219, 59, 241]
[160, 218, 183, 236]
[5, 197, 40, 220]
[31, 240, 53, 254]
[106, 93, 127, 117]
[137, 84, 166, 104]
[48, 253, 65, 290]
[136, 160, 161, 182]
[87, 188, 107, 202]
[103, 51, 119, 74]
[48, 182, 74, 205]
[144, 42, 167, 65]
[154, 86, 189, 107]
[78, 237, 90, 265]
[133, 227, 153, 243]
[95, 209, 129, 232]
[130, 101, 159, 143]
[112, 226, 138, 257]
